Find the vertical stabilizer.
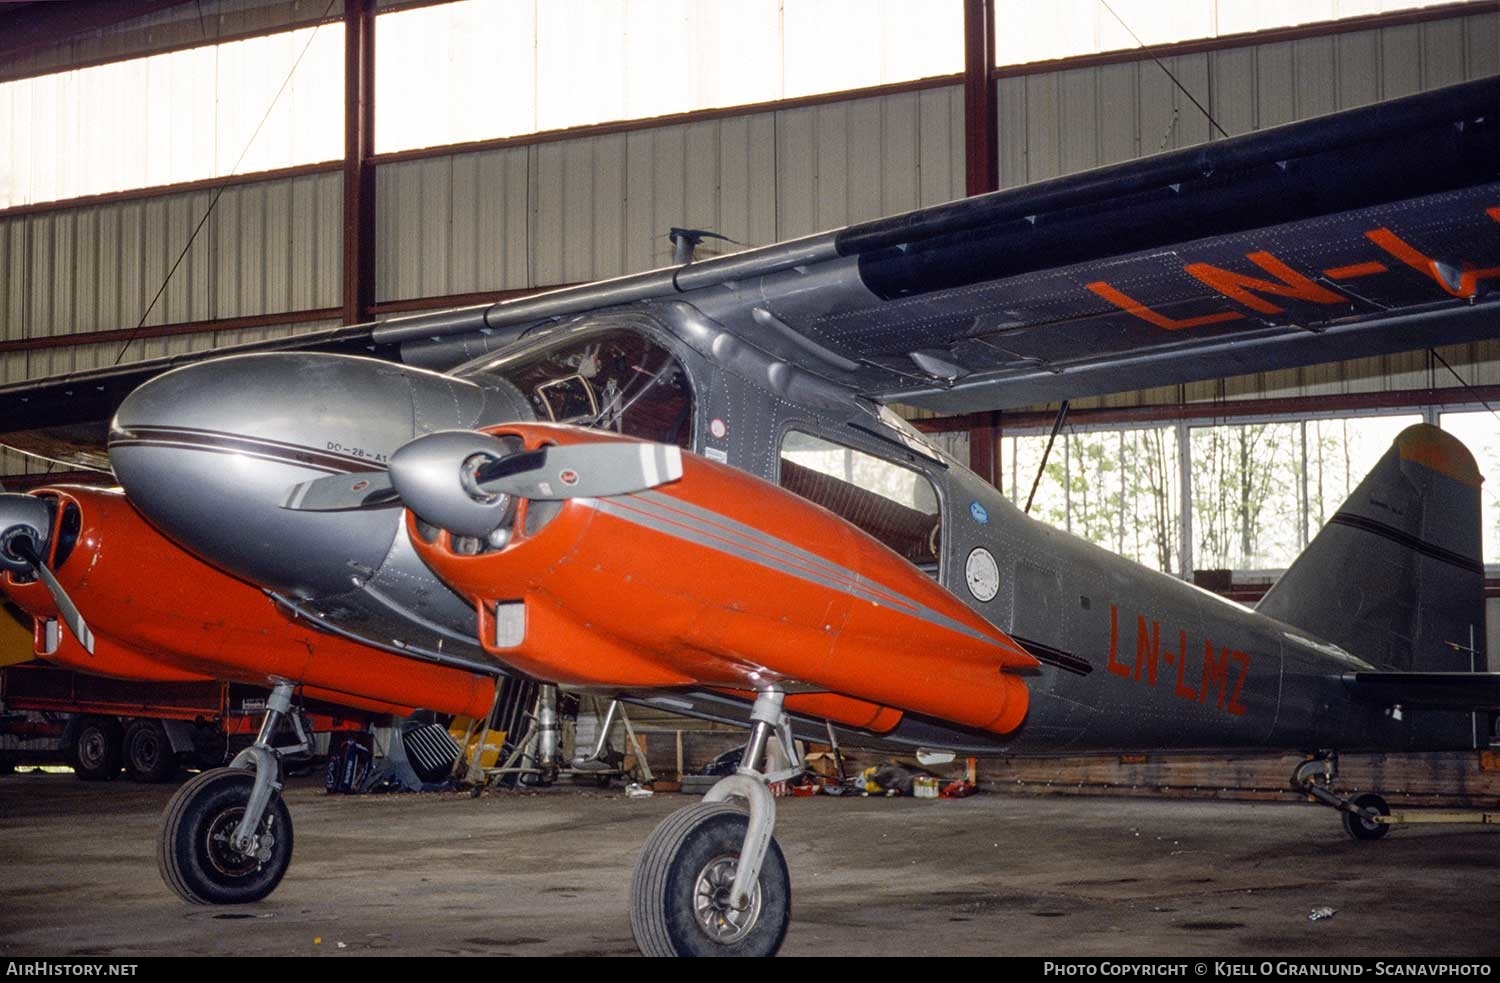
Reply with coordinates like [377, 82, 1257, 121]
[1257, 424, 1486, 747]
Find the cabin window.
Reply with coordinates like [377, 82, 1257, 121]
[778, 431, 941, 568]
[463, 329, 694, 448]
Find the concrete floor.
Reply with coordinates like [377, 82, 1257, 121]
[1, 772, 1497, 957]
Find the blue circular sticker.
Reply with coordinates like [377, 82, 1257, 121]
[969, 501, 989, 524]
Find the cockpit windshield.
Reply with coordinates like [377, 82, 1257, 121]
[458, 328, 694, 448]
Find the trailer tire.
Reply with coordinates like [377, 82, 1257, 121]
[124, 719, 179, 783]
[59, 716, 83, 769]
[73, 715, 123, 781]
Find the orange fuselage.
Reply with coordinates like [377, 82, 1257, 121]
[1, 486, 495, 719]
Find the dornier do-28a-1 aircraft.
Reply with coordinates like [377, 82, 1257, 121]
[1, 77, 1499, 957]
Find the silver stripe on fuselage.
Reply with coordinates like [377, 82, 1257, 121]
[607, 493, 916, 614]
[637, 491, 922, 612]
[589, 491, 1000, 649]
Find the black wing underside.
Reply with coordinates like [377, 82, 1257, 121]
[3, 76, 1498, 469]
[1346, 673, 1500, 712]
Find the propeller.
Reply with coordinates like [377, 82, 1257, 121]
[281, 430, 684, 539]
[0, 493, 94, 654]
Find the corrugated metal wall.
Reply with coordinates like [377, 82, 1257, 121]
[374, 85, 965, 302]
[995, 9, 1500, 411]
[0, 170, 341, 350]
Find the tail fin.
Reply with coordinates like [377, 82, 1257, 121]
[1257, 424, 1487, 745]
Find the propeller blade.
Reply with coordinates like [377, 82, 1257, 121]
[476, 442, 683, 501]
[282, 431, 684, 536]
[279, 472, 398, 512]
[11, 539, 93, 655]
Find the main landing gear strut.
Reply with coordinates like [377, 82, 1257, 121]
[159, 681, 303, 904]
[630, 686, 797, 957]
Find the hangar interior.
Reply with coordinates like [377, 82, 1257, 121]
[5, 0, 1500, 961]
[1, 1, 1498, 760]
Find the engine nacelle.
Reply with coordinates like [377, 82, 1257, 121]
[410, 423, 1038, 736]
[0, 486, 496, 717]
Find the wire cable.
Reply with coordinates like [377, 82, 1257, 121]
[1097, 0, 1231, 140]
[1429, 348, 1500, 425]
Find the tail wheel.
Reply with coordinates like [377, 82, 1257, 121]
[158, 767, 293, 904]
[72, 715, 123, 782]
[631, 802, 790, 957]
[1343, 792, 1391, 841]
[124, 719, 179, 784]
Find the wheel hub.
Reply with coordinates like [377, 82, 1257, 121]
[78, 730, 107, 769]
[693, 855, 761, 945]
[134, 733, 160, 769]
[204, 806, 267, 877]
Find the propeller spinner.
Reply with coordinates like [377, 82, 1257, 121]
[280, 430, 685, 539]
[0, 493, 94, 653]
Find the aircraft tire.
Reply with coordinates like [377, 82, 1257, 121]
[158, 767, 293, 904]
[1342, 793, 1391, 841]
[630, 802, 790, 957]
[72, 715, 123, 782]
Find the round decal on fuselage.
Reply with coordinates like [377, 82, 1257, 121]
[964, 547, 1000, 602]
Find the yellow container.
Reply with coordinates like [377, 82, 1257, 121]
[1, 603, 34, 668]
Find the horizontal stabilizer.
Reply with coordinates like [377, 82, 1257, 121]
[1343, 672, 1500, 712]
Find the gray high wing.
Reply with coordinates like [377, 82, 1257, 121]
[380, 77, 1500, 414]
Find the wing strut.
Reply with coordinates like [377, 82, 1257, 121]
[1024, 400, 1070, 515]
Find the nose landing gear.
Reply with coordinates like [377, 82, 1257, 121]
[158, 681, 305, 904]
[630, 687, 796, 957]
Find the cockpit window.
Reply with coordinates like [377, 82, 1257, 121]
[461, 328, 693, 447]
[535, 374, 598, 423]
[779, 430, 942, 569]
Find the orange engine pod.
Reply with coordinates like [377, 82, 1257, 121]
[0, 486, 495, 719]
[410, 424, 1037, 736]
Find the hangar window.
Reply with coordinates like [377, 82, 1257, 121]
[374, 0, 963, 154]
[0, 25, 344, 209]
[461, 329, 694, 448]
[993, 0, 1483, 67]
[1438, 411, 1500, 566]
[980, 410, 1444, 578]
[999, 426, 1183, 575]
[779, 431, 942, 568]
[1298, 415, 1425, 558]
